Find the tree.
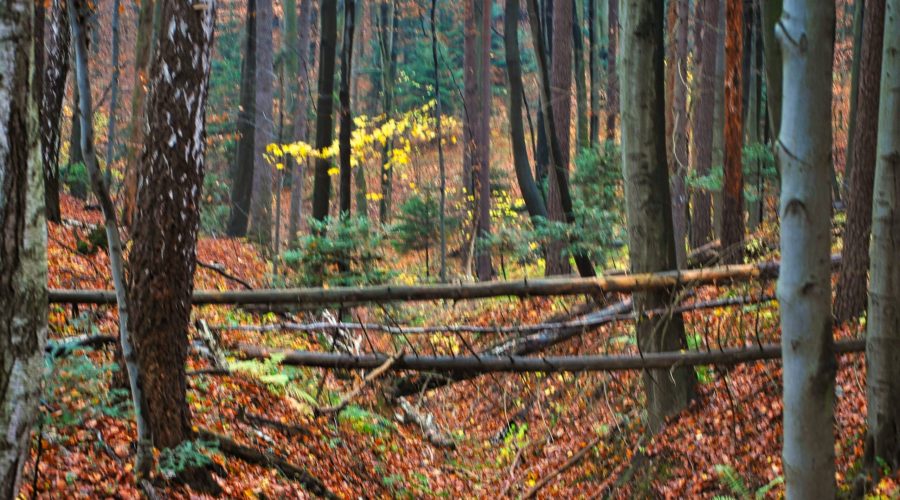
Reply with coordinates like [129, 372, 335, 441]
[249, 0, 275, 246]
[432, 0, 448, 281]
[41, 0, 70, 223]
[605, 0, 619, 139]
[227, 0, 257, 237]
[665, 0, 689, 267]
[0, 1, 46, 494]
[377, 1, 399, 222]
[760, 0, 782, 138]
[588, 0, 603, 144]
[573, 0, 589, 150]
[104, 0, 122, 184]
[311, 0, 338, 224]
[127, 0, 217, 486]
[834, 0, 885, 323]
[287, 0, 315, 245]
[722, 0, 744, 263]
[776, 0, 836, 496]
[619, 0, 695, 431]
[689, 0, 719, 248]
[474, 0, 492, 281]
[338, 0, 357, 217]
[861, 0, 900, 484]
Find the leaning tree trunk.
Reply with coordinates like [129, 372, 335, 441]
[0, 2, 46, 495]
[834, 0, 885, 324]
[722, 0, 745, 263]
[689, 0, 718, 248]
[127, 0, 217, 476]
[619, 0, 695, 432]
[41, 0, 70, 223]
[862, 0, 900, 482]
[776, 0, 837, 496]
[249, 0, 275, 246]
[311, 0, 338, 224]
[227, 0, 257, 237]
[287, 0, 313, 244]
[338, 0, 356, 217]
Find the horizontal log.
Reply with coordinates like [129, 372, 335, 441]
[233, 337, 864, 373]
[48, 255, 840, 306]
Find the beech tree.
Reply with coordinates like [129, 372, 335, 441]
[127, 0, 218, 487]
[862, 0, 900, 483]
[0, 1, 46, 494]
[776, 0, 837, 496]
[619, 0, 695, 430]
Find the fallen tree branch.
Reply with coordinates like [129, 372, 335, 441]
[237, 408, 310, 438]
[197, 260, 254, 290]
[45, 334, 118, 356]
[48, 255, 840, 306]
[396, 398, 456, 448]
[196, 428, 337, 499]
[523, 434, 604, 498]
[314, 353, 401, 416]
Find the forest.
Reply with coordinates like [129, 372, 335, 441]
[0, 0, 898, 497]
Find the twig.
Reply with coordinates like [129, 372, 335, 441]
[524, 434, 603, 498]
[196, 260, 254, 290]
[314, 353, 401, 416]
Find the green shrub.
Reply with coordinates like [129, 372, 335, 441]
[61, 162, 90, 199]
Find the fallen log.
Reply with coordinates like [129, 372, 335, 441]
[232, 337, 865, 373]
[48, 255, 840, 306]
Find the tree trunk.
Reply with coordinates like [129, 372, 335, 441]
[288, 0, 314, 244]
[862, 0, 900, 479]
[505, 0, 550, 223]
[721, 0, 745, 263]
[761, 0, 782, 139]
[665, 0, 689, 268]
[104, 0, 121, 184]
[338, 0, 356, 218]
[127, 0, 217, 483]
[41, 0, 69, 223]
[843, 0, 865, 190]
[475, 0, 492, 281]
[746, 3, 763, 230]
[353, 0, 369, 218]
[227, 0, 257, 237]
[545, 0, 574, 276]
[712, 2, 726, 238]
[432, 0, 448, 281]
[605, 0, 619, 139]
[122, 0, 157, 225]
[588, 0, 603, 144]
[834, 0, 884, 324]
[311, 0, 339, 224]
[689, 0, 719, 248]
[249, 0, 275, 246]
[377, 1, 398, 223]
[0, 2, 46, 494]
[619, 0, 695, 432]
[776, 0, 837, 496]
[573, 0, 590, 150]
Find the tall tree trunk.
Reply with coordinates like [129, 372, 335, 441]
[68, 0, 154, 480]
[689, 0, 719, 248]
[605, 0, 619, 139]
[721, 0, 745, 263]
[843, 0, 865, 190]
[665, 0, 689, 268]
[127, 0, 218, 485]
[712, 1, 726, 238]
[526, 0, 596, 278]
[834, 0, 884, 324]
[338, 0, 356, 217]
[760, 0, 782, 139]
[122, 0, 157, 225]
[377, 1, 398, 223]
[776, 0, 836, 496]
[746, 2, 763, 230]
[249, 0, 275, 246]
[545, 0, 574, 276]
[104, 0, 122, 184]
[41, 0, 70, 223]
[619, 0, 695, 432]
[432, 0, 448, 281]
[506, 0, 550, 224]
[0, 2, 46, 494]
[862, 0, 900, 481]
[474, 0, 493, 281]
[227, 0, 257, 237]
[288, 0, 314, 244]
[588, 0, 603, 144]
[311, 0, 339, 224]
[573, 0, 590, 150]
[353, 0, 369, 217]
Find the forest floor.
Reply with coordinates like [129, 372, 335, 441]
[17, 193, 899, 499]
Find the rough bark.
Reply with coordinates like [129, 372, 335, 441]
[776, 0, 837, 496]
[249, 0, 275, 246]
[128, 0, 216, 459]
[834, 0, 884, 324]
[338, 0, 356, 217]
[619, 0, 695, 432]
[722, 0, 744, 263]
[689, 0, 719, 248]
[0, 1, 46, 494]
[311, 0, 338, 224]
[862, 0, 900, 480]
[41, 0, 70, 223]
[665, 0, 689, 268]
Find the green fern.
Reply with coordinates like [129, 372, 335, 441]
[715, 464, 751, 498]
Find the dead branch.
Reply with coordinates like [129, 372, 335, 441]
[314, 353, 401, 416]
[196, 260, 254, 290]
[524, 434, 604, 498]
[396, 398, 456, 448]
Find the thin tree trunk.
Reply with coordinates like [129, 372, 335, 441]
[619, 0, 695, 432]
[573, 0, 589, 151]
[712, 2, 726, 238]
[41, 0, 69, 223]
[776, 0, 837, 496]
[377, 1, 398, 223]
[432, 0, 448, 281]
[227, 0, 257, 237]
[475, 0, 492, 281]
[68, 0, 153, 480]
[0, 2, 46, 494]
[665, 0, 689, 268]
[353, 0, 369, 218]
[311, 0, 339, 224]
[843, 0, 865, 190]
[721, 0, 745, 263]
[862, 0, 900, 480]
[338, 0, 356, 217]
[834, 0, 884, 324]
[605, 0, 619, 139]
[104, 0, 121, 184]
[249, 0, 275, 246]
[288, 0, 314, 244]
[689, 0, 719, 248]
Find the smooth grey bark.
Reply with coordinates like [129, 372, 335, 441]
[288, 0, 313, 244]
[775, 0, 837, 496]
[619, 0, 695, 432]
[249, 0, 275, 246]
[104, 0, 122, 184]
[227, 0, 256, 236]
[862, 0, 900, 481]
[68, 0, 153, 479]
[0, 1, 46, 495]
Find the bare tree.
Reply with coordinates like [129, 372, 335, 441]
[689, 0, 719, 248]
[41, 0, 70, 223]
[311, 0, 339, 224]
[722, 0, 745, 262]
[227, 0, 257, 237]
[287, 0, 314, 244]
[249, 0, 275, 246]
[338, 0, 357, 217]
